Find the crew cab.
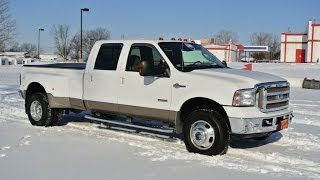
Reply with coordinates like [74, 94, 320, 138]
[19, 40, 293, 156]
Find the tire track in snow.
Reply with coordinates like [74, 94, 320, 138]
[0, 88, 27, 123]
[290, 102, 320, 127]
[0, 146, 10, 151]
[0, 154, 6, 158]
[293, 109, 320, 117]
[291, 100, 320, 105]
[0, 147, 10, 160]
[291, 103, 320, 107]
[127, 136, 320, 179]
[291, 116, 320, 127]
[274, 131, 320, 152]
[16, 135, 31, 147]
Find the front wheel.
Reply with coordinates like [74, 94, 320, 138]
[183, 109, 230, 156]
[26, 93, 55, 126]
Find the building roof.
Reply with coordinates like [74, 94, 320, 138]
[0, 52, 27, 56]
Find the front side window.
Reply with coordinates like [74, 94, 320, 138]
[158, 42, 225, 72]
[126, 44, 167, 75]
[94, 43, 123, 70]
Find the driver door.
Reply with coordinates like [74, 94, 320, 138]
[118, 43, 172, 121]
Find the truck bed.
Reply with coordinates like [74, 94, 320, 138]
[23, 63, 86, 70]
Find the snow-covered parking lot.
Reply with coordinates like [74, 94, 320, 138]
[0, 63, 320, 179]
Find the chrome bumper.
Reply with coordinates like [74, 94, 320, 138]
[229, 111, 293, 134]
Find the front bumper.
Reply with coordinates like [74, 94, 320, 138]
[224, 106, 293, 134]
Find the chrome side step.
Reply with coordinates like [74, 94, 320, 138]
[84, 115, 174, 134]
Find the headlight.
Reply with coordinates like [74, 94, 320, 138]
[232, 89, 255, 106]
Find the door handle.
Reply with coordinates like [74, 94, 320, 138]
[173, 83, 186, 88]
[158, 99, 168, 102]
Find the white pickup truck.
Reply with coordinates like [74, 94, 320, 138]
[19, 40, 293, 156]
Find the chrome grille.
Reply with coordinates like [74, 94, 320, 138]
[256, 82, 290, 112]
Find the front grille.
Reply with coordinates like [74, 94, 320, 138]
[256, 82, 290, 112]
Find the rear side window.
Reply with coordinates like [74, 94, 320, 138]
[94, 43, 123, 70]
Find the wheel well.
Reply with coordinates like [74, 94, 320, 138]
[26, 82, 46, 100]
[179, 97, 231, 131]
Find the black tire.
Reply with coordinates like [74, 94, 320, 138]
[26, 93, 53, 126]
[183, 109, 230, 156]
[49, 109, 63, 126]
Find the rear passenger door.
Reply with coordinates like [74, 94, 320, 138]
[83, 43, 123, 114]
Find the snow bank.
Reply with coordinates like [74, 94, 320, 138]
[229, 63, 320, 88]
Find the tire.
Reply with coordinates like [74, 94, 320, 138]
[26, 93, 54, 126]
[49, 109, 63, 126]
[183, 109, 230, 156]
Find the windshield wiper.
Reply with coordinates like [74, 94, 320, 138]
[180, 64, 223, 72]
[198, 64, 223, 69]
[186, 63, 223, 68]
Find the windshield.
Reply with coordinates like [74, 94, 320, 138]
[158, 42, 225, 72]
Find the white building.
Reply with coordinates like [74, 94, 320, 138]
[39, 54, 58, 60]
[0, 52, 29, 66]
[198, 38, 243, 62]
[0, 52, 27, 58]
[203, 44, 240, 62]
[281, 20, 320, 63]
[0, 56, 35, 66]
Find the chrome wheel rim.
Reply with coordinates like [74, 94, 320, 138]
[190, 120, 215, 150]
[30, 100, 42, 121]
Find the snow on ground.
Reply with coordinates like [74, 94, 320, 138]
[0, 63, 320, 179]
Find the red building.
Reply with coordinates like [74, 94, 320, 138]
[281, 20, 320, 63]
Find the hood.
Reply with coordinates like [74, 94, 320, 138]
[188, 68, 287, 88]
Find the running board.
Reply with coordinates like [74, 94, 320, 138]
[84, 115, 174, 134]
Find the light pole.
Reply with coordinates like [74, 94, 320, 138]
[80, 8, 89, 60]
[38, 28, 44, 58]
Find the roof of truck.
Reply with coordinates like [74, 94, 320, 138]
[95, 39, 197, 44]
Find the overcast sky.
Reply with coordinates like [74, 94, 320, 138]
[11, 0, 320, 53]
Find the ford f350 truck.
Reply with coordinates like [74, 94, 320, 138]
[19, 40, 293, 156]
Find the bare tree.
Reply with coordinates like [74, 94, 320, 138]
[214, 29, 239, 44]
[20, 43, 37, 57]
[70, 27, 111, 61]
[250, 32, 280, 60]
[0, 0, 16, 51]
[83, 27, 111, 56]
[52, 24, 71, 60]
[70, 32, 81, 60]
[6, 42, 20, 51]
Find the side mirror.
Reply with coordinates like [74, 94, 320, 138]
[139, 60, 153, 76]
[222, 60, 227, 67]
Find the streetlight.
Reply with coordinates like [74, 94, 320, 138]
[38, 28, 44, 58]
[80, 8, 89, 60]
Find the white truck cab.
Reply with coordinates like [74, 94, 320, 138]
[19, 40, 293, 156]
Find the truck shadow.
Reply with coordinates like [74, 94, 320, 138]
[60, 113, 283, 149]
[230, 132, 283, 149]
